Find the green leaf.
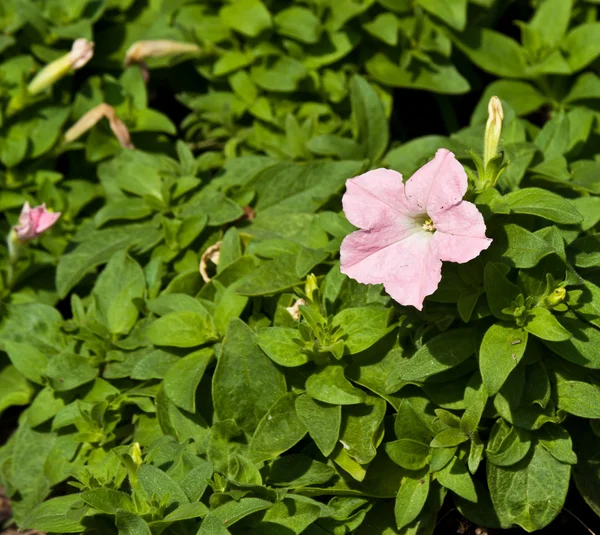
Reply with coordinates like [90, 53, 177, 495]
[256, 327, 310, 367]
[430, 428, 469, 448]
[22, 495, 84, 533]
[386, 439, 430, 470]
[435, 457, 477, 501]
[524, 308, 571, 342]
[146, 311, 217, 348]
[417, 0, 467, 30]
[295, 393, 341, 457]
[269, 455, 335, 487]
[138, 464, 189, 508]
[563, 23, 600, 72]
[92, 251, 146, 335]
[486, 420, 532, 467]
[0, 366, 33, 416]
[56, 223, 162, 298]
[398, 329, 476, 381]
[491, 224, 555, 268]
[213, 319, 286, 433]
[116, 512, 152, 535]
[552, 369, 600, 418]
[333, 305, 392, 354]
[220, 0, 271, 37]
[480, 324, 528, 395]
[164, 348, 214, 412]
[537, 423, 577, 465]
[504, 188, 582, 224]
[81, 489, 135, 514]
[46, 353, 98, 391]
[274, 6, 320, 44]
[339, 396, 387, 464]
[487, 442, 569, 531]
[394, 473, 430, 530]
[484, 263, 520, 320]
[451, 28, 527, 78]
[2, 341, 48, 385]
[250, 393, 307, 462]
[543, 317, 600, 369]
[306, 364, 366, 405]
[351, 76, 389, 163]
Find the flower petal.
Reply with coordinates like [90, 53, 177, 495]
[432, 201, 492, 263]
[342, 168, 417, 229]
[382, 233, 442, 310]
[404, 149, 467, 215]
[341, 230, 441, 310]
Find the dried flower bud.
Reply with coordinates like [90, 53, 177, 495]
[28, 39, 94, 94]
[124, 40, 201, 66]
[484, 96, 504, 169]
[13, 202, 61, 242]
[200, 242, 222, 283]
[64, 103, 134, 149]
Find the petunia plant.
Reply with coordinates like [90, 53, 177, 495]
[3, 1, 600, 534]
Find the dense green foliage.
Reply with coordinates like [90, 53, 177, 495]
[3, 0, 600, 533]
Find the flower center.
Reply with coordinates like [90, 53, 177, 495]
[422, 217, 436, 233]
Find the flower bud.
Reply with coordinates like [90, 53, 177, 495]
[124, 40, 201, 66]
[200, 242, 222, 283]
[545, 287, 566, 307]
[28, 39, 94, 95]
[305, 274, 318, 301]
[13, 202, 61, 242]
[64, 104, 134, 149]
[483, 96, 504, 169]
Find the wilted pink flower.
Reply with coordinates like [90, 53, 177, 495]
[14, 202, 61, 242]
[340, 149, 492, 310]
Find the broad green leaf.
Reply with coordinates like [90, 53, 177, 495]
[394, 473, 430, 530]
[480, 324, 528, 395]
[306, 364, 366, 405]
[250, 393, 307, 462]
[333, 305, 392, 354]
[146, 311, 217, 348]
[92, 251, 146, 335]
[138, 464, 189, 508]
[22, 495, 84, 533]
[417, 0, 467, 30]
[430, 428, 469, 448]
[3, 341, 48, 385]
[544, 317, 600, 368]
[339, 396, 386, 464]
[274, 7, 320, 44]
[435, 457, 477, 501]
[563, 23, 600, 72]
[491, 224, 555, 268]
[552, 369, 600, 418]
[213, 319, 286, 433]
[0, 365, 33, 415]
[486, 420, 532, 467]
[386, 439, 430, 470]
[256, 327, 310, 367]
[504, 188, 582, 224]
[46, 353, 98, 391]
[397, 329, 475, 381]
[351, 76, 389, 163]
[116, 512, 152, 535]
[81, 489, 135, 514]
[219, 0, 271, 37]
[524, 308, 571, 342]
[487, 442, 569, 531]
[164, 348, 214, 412]
[295, 393, 341, 456]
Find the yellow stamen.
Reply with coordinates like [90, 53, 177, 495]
[422, 218, 435, 232]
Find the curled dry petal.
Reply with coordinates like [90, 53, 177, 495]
[200, 242, 222, 283]
[64, 103, 134, 149]
[340, 149, 492, 310]
[69, 38, 95, 69]
[125, 40, 201, 66]
[14, 202, 61, 242]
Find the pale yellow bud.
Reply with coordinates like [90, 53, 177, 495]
[483, 96, 504, 168]
[28, 39, 94, 95]
[305, 274, 318, 301]
[124, 40, 201, 66]
[63, 103, 134, 149]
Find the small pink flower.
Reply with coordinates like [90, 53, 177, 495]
[340, 149, 492, 310]
[14, 202, 61, 242]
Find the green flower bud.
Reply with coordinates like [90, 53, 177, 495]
[484, 96, 504, 170]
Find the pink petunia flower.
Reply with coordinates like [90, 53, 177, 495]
[14, 202, 61, 242]
[340, 149, 492, 310]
